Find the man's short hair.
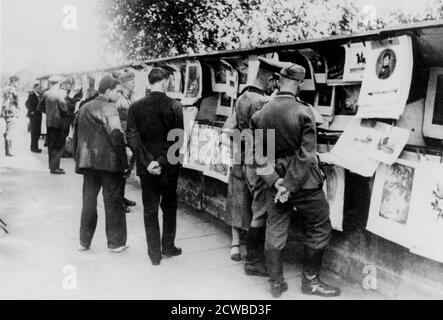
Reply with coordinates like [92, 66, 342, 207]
[148, 68, 170, 85]
[383, 52, 392, 59]
[98, 75, 121, 94]
[9, 76, 19, 83]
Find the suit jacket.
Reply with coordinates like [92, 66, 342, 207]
[126, 91, 184, 183]
[25, 91, 41, 118]
[38, 87, 68, 129]
[251, 92, 324, 193]
[73, 96, 128, 174]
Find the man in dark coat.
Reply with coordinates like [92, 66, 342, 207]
[25, 83, 43, 153]
[37, 76, 69, 174]
[251, 64, 340, 298]
[73, 75, 129, 253]
[126, 67, 184, 266]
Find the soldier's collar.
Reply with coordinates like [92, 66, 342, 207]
[276, 91, 297, 99]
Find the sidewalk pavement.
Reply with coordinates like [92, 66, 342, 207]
[0, 116, 384, 300]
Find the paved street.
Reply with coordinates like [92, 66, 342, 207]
[0, 116, 383, 300]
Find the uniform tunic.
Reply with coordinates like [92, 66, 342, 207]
[251, 92, 331, 250]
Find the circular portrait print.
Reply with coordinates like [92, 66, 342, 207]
[376, 49, 396, 80]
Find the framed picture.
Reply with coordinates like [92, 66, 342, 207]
[166, 64, 183, 100]
[210, 60, 230, 92]
[314, 84, 335, 117]
[424, 67, 443, 139]
[366, 158, 420, 248]
[181, 60, 203, 106]
[216, 92, 234, 117]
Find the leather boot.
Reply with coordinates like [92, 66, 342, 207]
[244, 227, 269, 277]
[5, 139, 14, 157]
[301, 247, 341, 297]
[266, 249, 288, 298]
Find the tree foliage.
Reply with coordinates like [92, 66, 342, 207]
[97, 0, 443, 63]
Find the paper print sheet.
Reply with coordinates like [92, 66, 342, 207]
[366, 158, 420, 248]
[342, 42, 368, 82]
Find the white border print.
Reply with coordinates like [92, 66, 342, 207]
[166, 64, 183, 100]
[182, 60, 203, 106]
[410, 158, 443, 263]
[210, 60, 231, 93]
[357, 35, 413, 119]
[366, 158, 420, 248]
[342, 42, 368, 82]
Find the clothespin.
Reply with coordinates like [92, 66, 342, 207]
[440, 142, 443, 164]
[362, 40, 366, 47]
[346, 40, 352, 48]
[326, 140, 331, 152]
[416, 147, 421, 161]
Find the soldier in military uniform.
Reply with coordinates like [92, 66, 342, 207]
[223, 58, 277, 268]
[1, 76, 20, 157]
[116, 68, 137, 212]
[251, 64, 340, 298]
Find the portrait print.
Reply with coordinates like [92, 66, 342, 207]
[376, 49, 396, 80]
[379, 163, 415, 225]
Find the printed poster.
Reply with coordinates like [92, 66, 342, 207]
[182, 60, 203, 106]
[366, 158, 420, 248]
[180, 106, 198, 155]
[357, 35, 413, 119]
[210, 60, 230, 92]
[319, 152, 345, 231]
[324, 118, 380, 177]
[204, 127, 232, 183]
[410, 160, 443, 263]
[166, 64, 183, 100]
[342, 42, 368, 82]
[216, 92, 234, 117]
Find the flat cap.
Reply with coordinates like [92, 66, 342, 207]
[280, 63, 306, 82]
[118, 68, 136, 83]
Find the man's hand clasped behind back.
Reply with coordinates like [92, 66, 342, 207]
[274, 178, 290, 204]
[147, 161, 162, 176]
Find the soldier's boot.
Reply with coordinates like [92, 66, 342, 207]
[266, 249, 288, 298]
[244, 227, 269, 277]
[301, 247, 341, 297]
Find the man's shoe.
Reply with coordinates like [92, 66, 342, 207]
[78, 244, 90, 252]
[110, 245, 129, 253]
[50, 169, 65, 175]
[151, 259, 161, 266]
[123, 198, 136, 207]
[244, 261, 269, 277]
[270, 281, 288, 298]
[162, 246, 182, 257]
[301, 274, 341, 297]
[31, 148, 42, 153]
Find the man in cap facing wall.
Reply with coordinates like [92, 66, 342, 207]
[251, 63, 340, 298]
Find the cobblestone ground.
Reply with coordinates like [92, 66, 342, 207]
[0, 113, 383, 300]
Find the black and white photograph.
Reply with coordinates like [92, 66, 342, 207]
[4, 0, 443, 307]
